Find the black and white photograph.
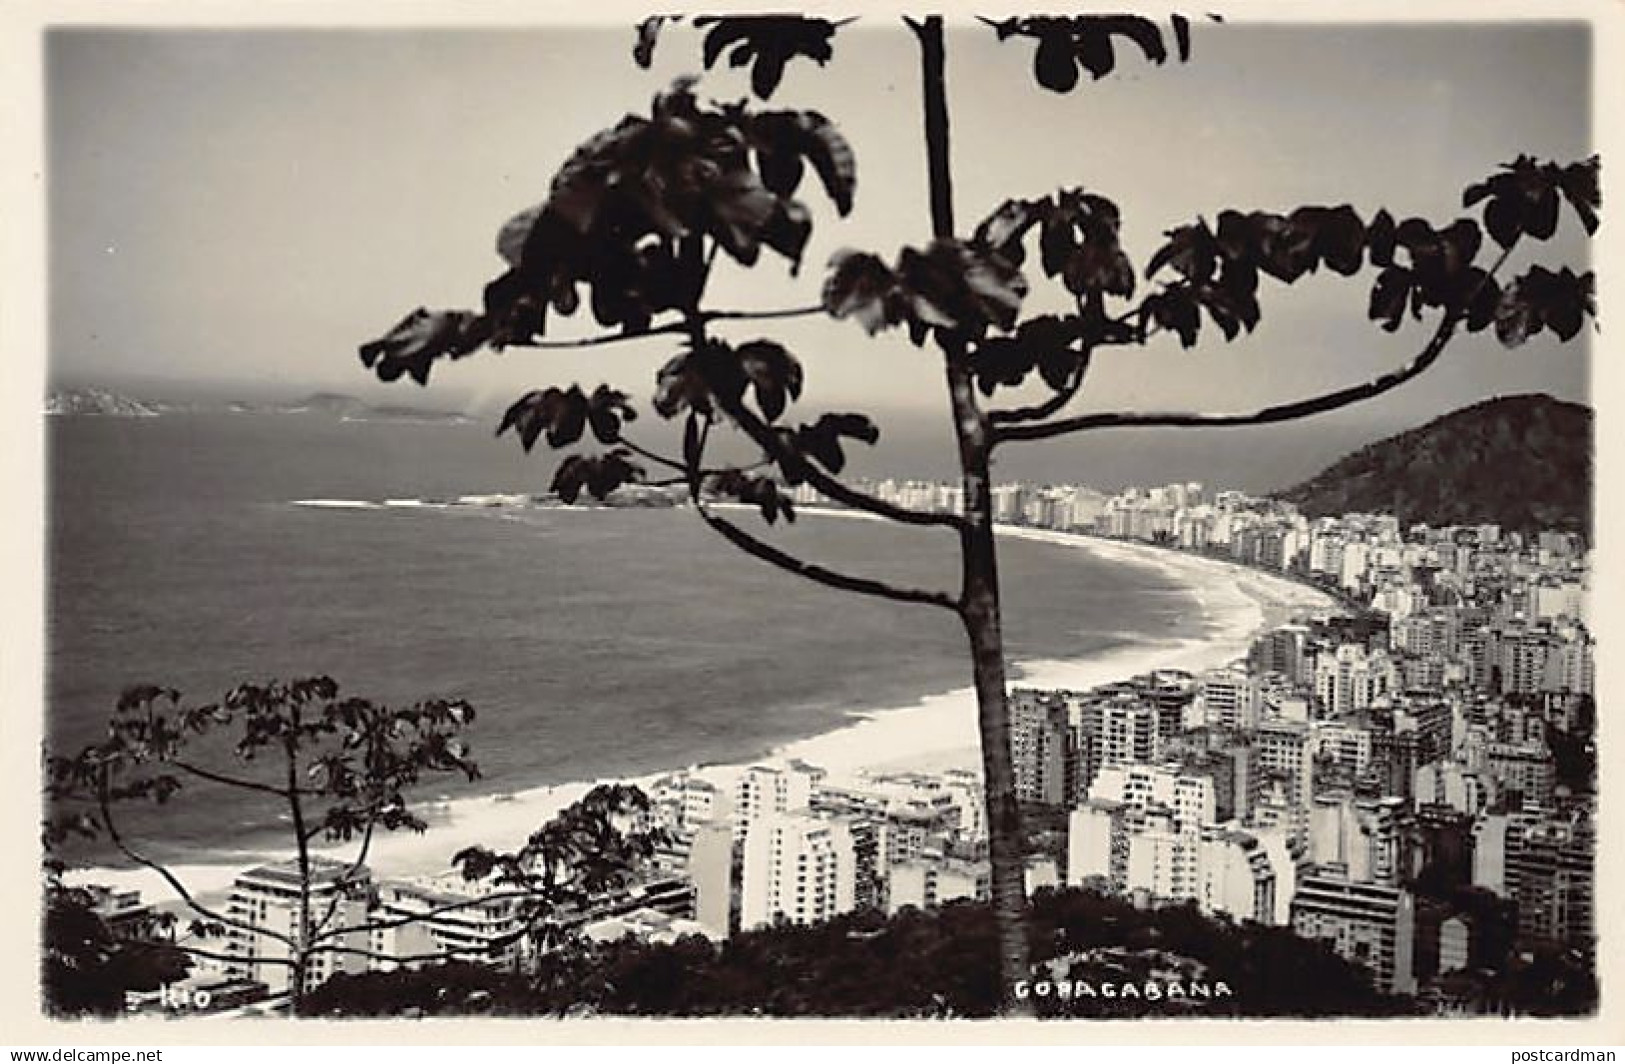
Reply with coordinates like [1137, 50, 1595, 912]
[5, 0, 1619, 1043]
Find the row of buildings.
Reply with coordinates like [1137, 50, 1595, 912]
[113, 480, 1594, 1013]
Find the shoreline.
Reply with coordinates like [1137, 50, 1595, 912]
[68, 513, 1342, 901]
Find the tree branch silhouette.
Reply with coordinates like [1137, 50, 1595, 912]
[694, 501, 960, 611]
[996, 244, 1517, 445]
[94, 771, 298, 951]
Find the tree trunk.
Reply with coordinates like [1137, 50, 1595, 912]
[947, 360, 1033, 1013]
[914, 15, 1032, 1012]
[286, 737, 311, 1015]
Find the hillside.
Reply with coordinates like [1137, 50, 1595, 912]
[1275, 394, 1591, 537]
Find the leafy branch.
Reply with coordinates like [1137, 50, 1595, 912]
[681, 410, 959, 610]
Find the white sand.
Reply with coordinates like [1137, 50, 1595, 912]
[69, 519, 1340, 901]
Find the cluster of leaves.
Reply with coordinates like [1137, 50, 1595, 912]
[983, 15, 1200, 93]
[1493, 266, 1595, 346]
[499, 384, 637, 452]
[46, 679, 480, 849]
[359, 77, 855, 385]
[960, 189, 1135, 393]
[656, 338, 803, 423]
[707, 468, 795, 525]
[634, 15, 849, 101]
[480, 332, 885, 513]
[495, 385, 646, 502]
[821, 239, 1028, 347]
[1465, 154, 1601, 245]
[820, 156, 1598, 412]
[1146, 204, 1368, 346]
[451, 784, 667, 954]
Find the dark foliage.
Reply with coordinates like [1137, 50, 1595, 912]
[1275, 393, 1592, 537]
[981, 16, 1203, 93]
[41, 879, 191, 1018]
[634, 16, 849, 101]
[451, 784, 667, 955]
[304, 886, 1411, 1019]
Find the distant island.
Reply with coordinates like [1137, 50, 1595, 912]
[45, 387, 167, 418]
[46, 388, 470, 424]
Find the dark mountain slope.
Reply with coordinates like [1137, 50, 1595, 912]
[1275, 394, 1591, 536]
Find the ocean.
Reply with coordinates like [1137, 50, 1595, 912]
[46, 413, 1201, 876]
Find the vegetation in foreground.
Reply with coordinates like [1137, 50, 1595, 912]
[303, 886, 1418, 1019]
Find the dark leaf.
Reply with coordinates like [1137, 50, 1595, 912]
[699, 18, 754, 69]
[1074, 28, 1116, 80]
[1493, 287, 1539, 348]
[761, 200, 814, 274]
[710, 470, 791, 525]
[1147, 287, 1200, 348]
[633, 16, 679, 68]
[974, 198, 1046, 265]
[585, 385, 637, 445]
[496, 205, 544, 267]
[1464, 272, 1502, 333]
[1034, 33, 1080, 92]
[1094, 16, 1167, 65]
[551, 455, 591, 504]
[1171, 15, 1192, 61]
[756, 142, 806, 200]
[1254, 214, 1316, 284]
[586, 451, 644, 501]
[704, 166, 780, 266]
[735, 340, 804, 423]
[1368, 266, 1412, 333]
[1037, 343, 1084, 391]
[1485, 194, 1525, 249]
[1557, 157, 1601, 235]
[654, 352, 713, 419]
[1366, 209, 1397, 268]
[896, 240, 1028, 339]
[1525, 183, 1560, 240]
[792, 412, 879, 475]
[359, 308, 487, 386]
[1039, 211, 1076, 278]
[791, 112, 857, 217]
[1311, 205, 1366, 276]
[1148, 222, 1217, 283]
[694, 16, 840, 101]
[823, 249, 900, 334]
[751, 51, 789, 100]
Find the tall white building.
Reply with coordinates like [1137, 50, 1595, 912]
[1197, 665, 1259, 731]
[733, 760, 823, 839]
[1067, 799, 1127, 889]
[1197, 825, 1280, 925]
[1089, 763, 1216, 830]
[1314, 644, 1394, 716]
[740, 812, 857, 930]
[224, 857, 372, 996]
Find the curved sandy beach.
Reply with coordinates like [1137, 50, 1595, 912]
[71, 519, 1342, 900]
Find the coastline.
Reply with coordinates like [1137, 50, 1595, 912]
[787, 522, 1343, 778]
[68, 514, 1342, 901]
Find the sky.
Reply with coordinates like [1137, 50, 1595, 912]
[44, 17, 1596, 486]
